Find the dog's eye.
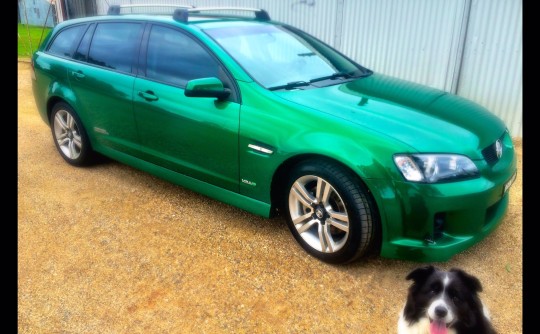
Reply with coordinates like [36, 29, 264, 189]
[429, 285, 440, 294]
[429, 283, 442, 295]
[452, 296, 460, 303]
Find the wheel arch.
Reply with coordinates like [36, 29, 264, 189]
[47, 97, 98, 166]
[46, 96, 94, 146]
[44, 78, 80, 124]
[271, 153, 384, 259]
[270, 153, 382, 232]
[46, 96, 69, 124]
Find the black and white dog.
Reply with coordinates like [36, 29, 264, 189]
[398, 265, 496, 334]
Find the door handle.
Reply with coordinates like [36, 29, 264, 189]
[71, 70, 85, 79]
[138, 90, 159, 102]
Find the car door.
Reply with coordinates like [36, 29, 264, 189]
[133, 24, 241, 192]
[66, 21, 144, 156]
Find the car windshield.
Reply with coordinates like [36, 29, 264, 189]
[203, 21, 369, 89]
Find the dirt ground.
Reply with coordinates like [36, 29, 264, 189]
[18, 61, 522, 333]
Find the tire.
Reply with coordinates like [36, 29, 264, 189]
[284, 159, 378, 264]
[50, 102, 95, 166]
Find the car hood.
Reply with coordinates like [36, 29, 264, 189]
[273, 73, 506, 159]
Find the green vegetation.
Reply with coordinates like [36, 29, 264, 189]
[18, 24, 52, 58]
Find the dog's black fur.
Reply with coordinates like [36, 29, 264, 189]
[398, 265, 497, 334]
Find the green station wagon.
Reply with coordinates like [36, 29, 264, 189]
[31, 5, 517, 264]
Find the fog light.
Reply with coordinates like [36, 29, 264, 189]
[434, 212, 445, 239]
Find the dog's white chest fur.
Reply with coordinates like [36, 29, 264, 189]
[398, 308, 457, 334]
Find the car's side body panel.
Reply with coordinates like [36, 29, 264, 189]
[32, 53, 71, 125]
[65, 60, 141, 156]
[95, 142, 272, 217]
[133, 77, 241, 192]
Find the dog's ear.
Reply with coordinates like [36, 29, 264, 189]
[405, 265, 436, 283]
[450, 268, 483, 293]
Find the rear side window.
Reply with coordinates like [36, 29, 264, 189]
[88, 22, 143, 73]
[145, 25, 221, 87]
[73, 24, 95, 62]
[48, 25, 86, 58]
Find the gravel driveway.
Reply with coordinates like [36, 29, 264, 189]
[18, 61, 523, 333]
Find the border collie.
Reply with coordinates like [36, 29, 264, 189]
[398, 265, 496, 334]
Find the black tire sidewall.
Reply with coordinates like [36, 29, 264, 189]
[50, 102, 93, 166]
[284, 159, 376, 264]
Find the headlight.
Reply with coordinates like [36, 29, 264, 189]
[393, 154, 479, 183]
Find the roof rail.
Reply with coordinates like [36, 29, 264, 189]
[173, 7, 271, 23]
[107, 4, 194, 15]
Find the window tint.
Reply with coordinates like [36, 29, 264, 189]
[48, 25, 86, 58]
[146, 25, 221, 87]
[73, 24, 95, 62]
[88, 23, 143, 73]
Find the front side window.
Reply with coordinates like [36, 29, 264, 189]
[48, 25, 86, 58]
[88, 22, 143, 73]
[145, 25, 221, 87]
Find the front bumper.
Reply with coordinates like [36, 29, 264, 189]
[381, 183, 513, 262]
[369, 146, 517, 262]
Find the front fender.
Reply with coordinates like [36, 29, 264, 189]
[237, 82, 411, 207]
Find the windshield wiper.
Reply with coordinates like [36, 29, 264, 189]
[309, 71, 355, 83]
[268, 81, 311, 91]
[298, 52, 316, 57]
[268, 70, 372, 91]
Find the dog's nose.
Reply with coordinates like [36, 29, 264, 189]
[435, 306, 448, 318]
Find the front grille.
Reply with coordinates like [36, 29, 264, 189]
[482, 134, 505, 166]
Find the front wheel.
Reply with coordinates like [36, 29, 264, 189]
[284, 159, 378, 264]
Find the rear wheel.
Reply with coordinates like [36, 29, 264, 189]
[284, 159, 378, 264]
[50, 102, 95, 166]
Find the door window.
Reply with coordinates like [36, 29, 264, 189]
[88, 22, 143, 73]
[145, 25, 221, 87]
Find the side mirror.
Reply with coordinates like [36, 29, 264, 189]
[184, 77, 231, 100]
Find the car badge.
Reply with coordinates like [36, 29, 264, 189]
[495, 139, 503, 159]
